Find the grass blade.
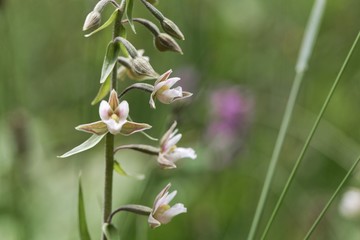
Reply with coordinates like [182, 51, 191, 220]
[260, 31, 360, 240]
[246, 1, 326, 239]
[78, 175, 92, 240]
[303, 154, 360, 240]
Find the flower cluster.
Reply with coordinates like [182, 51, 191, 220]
[60, 0, 196, 236]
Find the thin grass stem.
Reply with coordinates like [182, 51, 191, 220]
[260, 31, 360, 240]
[246, 1, 326, 239]
[303, 154, 360, 240]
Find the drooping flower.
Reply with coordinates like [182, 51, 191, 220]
[149, 70, 192, 109]
[148, 183, 187, 228]
[157, 121, 196, 169]
[76, 89, 151, 135]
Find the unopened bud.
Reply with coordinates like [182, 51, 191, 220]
[161, 18, 184, 40]
[155, 33, 183, 54]
[130, 57, 159, 80]
[83, 11, 101, 31]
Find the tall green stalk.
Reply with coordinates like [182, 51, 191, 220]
[102, 8, 123, 240]
[246, 1, 326, 239]
[261, 31, 360, 240]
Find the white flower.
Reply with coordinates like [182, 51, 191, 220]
[149, 70, 192, 109]
[76, 89, 151, 135]
[157, 121, 196, 169]
[148, 183, 187, 228]
[99, 93, 129, 134]
[339, 188, 360, 219]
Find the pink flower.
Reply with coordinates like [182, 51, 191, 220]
[157, 121, 196, 169]
[76, 89, 151, 135]
[149, 70, 192, 109]
[148, 183, 187, 228]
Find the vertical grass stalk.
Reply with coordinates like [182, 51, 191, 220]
[246, 1, 326, 239]
[260, 31, 360, 240]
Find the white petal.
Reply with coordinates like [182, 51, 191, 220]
[160, 121, 177, 147]
[164, 190, 177, 205]
[166, 147, 197, 162]
[153, 183, 172, 210]
[154, 191, 170, 212]
[162, 134, 182, 153]
[117, 100, 129, 120]
[158, 203, 187, 224]
[163, 77, 181, 88]
[153, 80, 168, 93]
[99, 100, 112, 121]
[157, 87, 183, 104]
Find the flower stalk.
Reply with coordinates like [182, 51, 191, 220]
[102, 4, 123, 239]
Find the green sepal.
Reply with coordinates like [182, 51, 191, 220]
[126, 0, 136, 33]
[100, 41, 120, 83]
[78, 175, 92, 240]
[102, 223, 120, 240]
[91, 76, 111, 105]
[85, 9, 119, 38]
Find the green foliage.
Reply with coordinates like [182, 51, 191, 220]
[92, 76, 111, 105]
[126, 0, 136, 33]
[100, 41, 121, 83]
[78, 176, 92, 240]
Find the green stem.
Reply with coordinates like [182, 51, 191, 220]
[260, 31, 360, 240]
[303, 154, 360, 240]
[247, 1, 326, 238]
[247, 71, 304, 240]
[102, 3, 124, 240]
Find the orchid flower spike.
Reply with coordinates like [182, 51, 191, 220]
[76, 89, 151, 135]
[157, 121, 196, 169]
[148, 183, 187, 228]
[149, 70, 192, 109]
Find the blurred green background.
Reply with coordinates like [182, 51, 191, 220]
[1, 0, 360, 239]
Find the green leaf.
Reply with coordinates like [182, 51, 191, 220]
[78, 175, 92, 240]
[91, 76, 111, 105]
[102, 223, 120, 240]
[85, 9, 119, 37]
[119, 25, 129, 57]
[114, 160, 145, 180]
[100, 41, 120, 83]
[58, 134, 106, 158]
[126, 0, 136, 33]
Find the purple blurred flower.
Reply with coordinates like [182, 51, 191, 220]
[206, 86, 254, 167]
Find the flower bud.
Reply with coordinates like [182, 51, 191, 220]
[161, 18, 185, 40]
[129, 57, 159, 80]
[155, 33, 183, 54]
[83, 11, 101, 31]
